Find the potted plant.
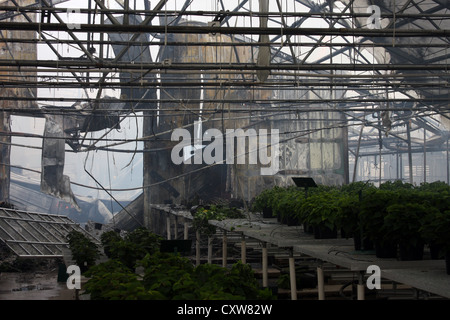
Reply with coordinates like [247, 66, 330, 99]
[383, 203, 428, 261]
[252, 186, 286, 220]
[337, 194, 373, 251]
[301, 192, 339, 239]
[252, 188, 274, 218]
[272, 187, 305, 226]
[420, 209, 450, 274]
[66, 230, 100, 273]
[192, 205, 245, 236]
[360, 189, 399, 258]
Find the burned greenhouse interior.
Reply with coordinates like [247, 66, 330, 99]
[0, 0, 449, 302]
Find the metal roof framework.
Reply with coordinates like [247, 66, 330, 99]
[0, 0, 448, 195]
[0, 207, 99, 258]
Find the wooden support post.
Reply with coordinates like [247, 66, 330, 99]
[317, 263, 325, 300]
[289, 248, 297, 300]
[357, 271, 365, 300]
[262, 242, 268, 287]
[222, 230, 228, 268]
[241, 235, 246, 264]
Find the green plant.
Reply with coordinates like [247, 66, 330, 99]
[251, 186, 286, 217]
[379, 180, 414, 190]
[192, 205, 245, 236]
[301, 190, 340, 232]
[251, 188, 274, 213]
[83, 259, 164, 300]
[137, 253, 273, 300]
[100, 230, 122, 258]
[140, 252, 196, 299]
[420, 210, 450, 254]
[66, 230, 100, 273]
[359, 189, 399, 245]
[272, 187, 305, 225]
[383, 203, 429, 248]
[101, 228, 163, 269]
[336, 193, 361, 238]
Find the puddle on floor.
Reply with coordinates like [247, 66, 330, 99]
[0, 272, 76, 300]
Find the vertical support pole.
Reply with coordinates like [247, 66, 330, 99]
[352, 124, 364, 183]
[174, 216, 178, 240]
[289, 248, 297, 300]
[222, 230, 228, 268]
[317, 263, 325, 300]
[207, 236, 213, 264]
[407, 121, 414, 184]
[0, 112, 10, 203]
[241, 235, 246, 264]
[357, 271, 365, 300]
[196, 230, 201, 266]
[184, 220, 189, 240]
[166, 215, 171, 240]
[447, 139, 449, 185]
[423, 128, 427, 183]
[262, 242, 268, 287]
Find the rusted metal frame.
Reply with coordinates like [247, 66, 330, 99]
[275, 0, 298, 65]
[218, 0, 248, 82]
[83, 0, 167, 149]
[0, 0, 69, 21]
[299, 0, 355, 65]
[6, 0, 90, 98]
[40, 0, 96, 62]
[4, 21, 450, 37]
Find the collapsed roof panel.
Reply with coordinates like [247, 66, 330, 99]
[0, 206, 98, 258]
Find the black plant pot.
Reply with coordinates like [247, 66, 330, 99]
[303, 223, 314, 234]
[375, 240, 398, 259]
[445, 253, 450, 275]
[429, 242, 444, 260]
[398, 242, 424, 261]
[353, 233, 374, 251]
[314, 225, 338, 239]
[262, 207, 273, 219]
[286, 216, 300, 226]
